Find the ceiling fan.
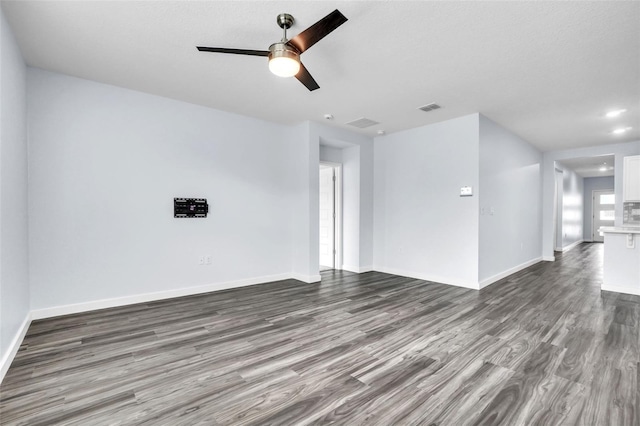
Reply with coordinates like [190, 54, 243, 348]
[196, 9, 348, 91]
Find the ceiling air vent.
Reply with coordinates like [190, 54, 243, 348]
[346, 117, 380, 128]
[418, 103, 441, 112]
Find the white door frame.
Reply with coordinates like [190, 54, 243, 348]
[320, 161, 343, 270]
[592, 189, 615, 242]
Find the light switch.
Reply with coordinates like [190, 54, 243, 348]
[460, 186, 473, 197]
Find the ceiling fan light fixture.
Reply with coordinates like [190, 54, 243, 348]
[197, 9, 347, 90]
[268, 43, 300, 78]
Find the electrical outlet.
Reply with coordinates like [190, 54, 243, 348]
[198, 256, 205, 265]
[205, 255, 212, 265]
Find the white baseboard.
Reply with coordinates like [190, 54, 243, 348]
[1, 313, 31, 384]
[374, 266, 479, 290]
[561, 239, 584, 253]
[542, 256, 556, 262]
[291, 273, 321, 283]
[342, 265, 373, 274]
[601, 284, 640, 296]
[341, 264, 359, 273]
[479, 257, 542, 290]
[31, 273, 293, 320]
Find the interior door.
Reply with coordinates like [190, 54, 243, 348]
[319, 166, 335, 268]
[593, 189, 615, 243]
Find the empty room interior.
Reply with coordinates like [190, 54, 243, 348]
[1, 1, 640, 425]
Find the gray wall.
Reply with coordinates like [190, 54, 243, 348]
[583, 176, 614, 241]
[0, 9, 30, 373]
[373, 114, 480, 288]
[27, 68, 301, 310]
[478, 115, 542, 283]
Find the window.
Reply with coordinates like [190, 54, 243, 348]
[600, 210, 615, 221]
[600, 194, 615, 205]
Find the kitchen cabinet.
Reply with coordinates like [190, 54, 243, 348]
[623, 155, 640, 202]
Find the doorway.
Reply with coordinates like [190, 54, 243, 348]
[553, 168, 564, 251]
[319, 163, 342, 270]
[592, 189, 615, 242]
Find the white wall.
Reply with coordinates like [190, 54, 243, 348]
[556, 163, 584, 249]
[27, 68, 302, 311]
[542, 140, 640, 259]
[554, 169, 564, 250]
[288, 121, 321, 283]
[583, 176, 614, 241]
[319, 145, 343, 164]
[341, 145, 361, 271]
[0, 9, 30, 378]
[478, 115, 542, 284]
[374, 114, 480, 288]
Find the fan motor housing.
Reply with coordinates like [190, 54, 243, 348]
[268, 42, 300, 61]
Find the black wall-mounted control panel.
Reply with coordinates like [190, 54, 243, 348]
[174, 198, 208, 218]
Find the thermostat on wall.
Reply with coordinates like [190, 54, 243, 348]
[460, 186, 473, 197]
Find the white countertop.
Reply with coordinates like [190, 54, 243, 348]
[599, 226, 640, 234]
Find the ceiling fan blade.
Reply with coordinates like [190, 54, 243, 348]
[288, 9, 347, 53]
[196, 46, 269, 57]
[295, 63, 320, 91]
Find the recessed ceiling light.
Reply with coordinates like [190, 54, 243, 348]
[324, 114, 334, 120]
[599, 166, 607, 172]
[377, 130, 386, 135]
[606, 109, 627, 118]
[612, 127, 632, 134]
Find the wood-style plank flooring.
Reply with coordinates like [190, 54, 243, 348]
[1, 243, 638, 425]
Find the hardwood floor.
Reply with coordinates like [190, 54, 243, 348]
[1, 243, 638, 425]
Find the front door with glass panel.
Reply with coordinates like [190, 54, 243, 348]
[593, 190, 614, 242]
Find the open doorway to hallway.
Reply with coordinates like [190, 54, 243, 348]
[553, 167, 564, 252]
[553, 155, 615, 254]
[319, 162, 342, 271]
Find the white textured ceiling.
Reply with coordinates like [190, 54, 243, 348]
[2, 1, 639, 151]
